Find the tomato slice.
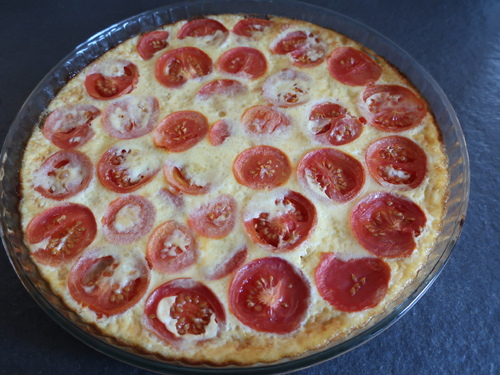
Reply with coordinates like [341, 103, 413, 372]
[309, 102, 362, 146]
[137, 30, 170, 60]
[241, 105, 290, 134]
[361, 84, 427, 132]
[159, 186, 184, 208]
[85, 60, 139, 100]
[204, 246, 248, 281]
[42, 104, 100, 149]
[233, 145, 292, 190]
[350, 192, 427, 258]
[102, 96, 159, 139]
[146, 221, 198, 273]
[68, 248, 150, 317]
[315, 253, 391, 312]
[163, 162, 210, 195]
[244, 190, 317, 252]
[327, 47, 382, 86]
[155, 47, 213, 88]
[297, 148, 365, 203]
[198, 79, 246, 99]
[208, 119, 230, 146]
[366, 136, 427, 189]
[271, 30, 326, 67]
[263, 68, 311, 107]
[26, 203, 97, 266]
[187, 195, 237, 238]
[153, 111, 208, 153]
[217, 47, 267, 79]
[177, 19, 228, 41]
[34, 150, 92, 200]
[144, 278, 226, 347]
[232, 18, 272, 37]
[98, 143, 160, 193]
[229, 257, 310, 334]
[102, 195, 156, 244]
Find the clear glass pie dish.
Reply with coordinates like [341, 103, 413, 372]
[0, 0, 469, 373]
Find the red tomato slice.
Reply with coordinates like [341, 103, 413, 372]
[244, 190, 317, 252]
[153, 111, 208, 153]
[366, 136, 427, 189]
[163, 162, 210, 195]
[232, 18, 272, 37]
[208, 119, 230, 146]
[204, 246, 248, 281]
[102, 96, 159, 139]
[146, 221, 198, 273]
[98, 143, 160, 193]
[68, 248, 150, 317]
[198, 79, 246, 99]
[327, 47, 382, 86]
[177, 19, 228, 40]
[137, 30, 170, 60]
[144, 278, 226, 347]
[102, 195, 156, 244]
[263, 68, 311, 107]
[233, 145, 292, 190]
[315, 253, 391, 312]
[155, 47, 213, 88]
[361, 84, 427, 132]
[187, 194, 237, 238]
[26, 203, 97, 266]
[42, 103, 100, 149]
[297, 148, 365, 203]
[85, 60, 138, 100]
[34, 150, 92, 200]
[229, 257, 310, 334]
[217, 47, 267, 79]
[271, 30, 325, 67]
[241, 105, 290, 134]
[350, 192, 427, 258]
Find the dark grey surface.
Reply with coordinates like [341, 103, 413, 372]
[0, 1, 498, 374]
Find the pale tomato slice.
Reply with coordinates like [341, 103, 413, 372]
[102, 195, 156, 244]
[297, 148, 365, 203]
[155, 47, 212, 88]
[34, 150, 92, 200]
[208, 119, 230, 146]
[85, 59, 138, 100]
[68, 248, 150, 317]
[350, 192, 427, 258]
[187, 195, 237, 238]
[204, 246, 248, 281]
[147, 221, 198, 273]
[232, 18, 272, 37]
[233, 145, 292, 190]
[271, 30, 326, 67]
[153, 111, 208, 153]
[241, 105, 290, 134]
[137, 30, 170, 60]
[315, 253, 391, 312]
[163, 162, 210, 195]
[98, 143, 160, 193]
[327, 47, 382, 86]
[217, 47, 267, 79]
[244, 190, 317, 252]
[366, 136, 427, 189]
[145, 278, 226, 347]
[198, 79, 246, 99]
[42, 103, 100, 149]
[263, 69, 311, 107]
[26, 203, 97, 266]
[361, 84, 427, 132]
[102, 96, 159, 139]
[229, 257, 310, 334]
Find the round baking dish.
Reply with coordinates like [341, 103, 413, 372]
[0, 0, 469, 373]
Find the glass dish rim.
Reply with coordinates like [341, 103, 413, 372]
[0, 0, 470, 373]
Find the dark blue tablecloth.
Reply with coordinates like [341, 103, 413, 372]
[0, 1, 498, 374]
